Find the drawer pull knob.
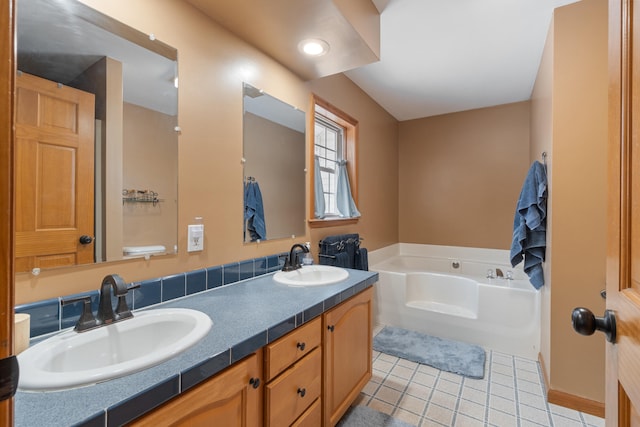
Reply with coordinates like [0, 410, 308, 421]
[297, 387, 306, 397]
[327, 325, 335, 332]
[297, 342, 306, 351]
[249, 377, 260, 389]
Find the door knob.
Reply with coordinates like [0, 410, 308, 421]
[571, 307, 616, 343]
[79, 235, 94, 245]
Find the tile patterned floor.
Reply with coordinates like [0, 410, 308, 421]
[352, 327, 605, 427]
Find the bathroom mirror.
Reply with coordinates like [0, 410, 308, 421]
[15, 0, 178, 272]
[243, 83, 306, 243]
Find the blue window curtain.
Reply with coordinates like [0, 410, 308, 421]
[336, 160, 360, 218]
[314, 156, 326, 219]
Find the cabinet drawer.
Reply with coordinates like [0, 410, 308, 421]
[266, 347, 321, 427]
[265, 316, 321, 381]
[291, 397, 321, 427]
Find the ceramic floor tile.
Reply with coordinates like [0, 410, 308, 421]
[518, 390, 547, 410]
[488, 394, 516, 414]
[490, 371, 515, 388]
[454, 413, 486, 427]
[519, 403, 553, 425]
[391, 364, 416, 380]
[424, 403, 454, 426]
[374, 384, 403, 406]
[429, 390, 458, 410]
[487, 408, 517, 426]
[367, 397, 394, 415]
[517, 378, 545, 396]
[456, 398, 486, 421]
[439, 371, 464, 384]
[490, 362, 513, 377]
[394, 408, 422, 426]
[383, 375, 410, 392]
[435, 378, 462, 396]
[405, 381, 433, 400]
[582, 413, 605, 427]
[517, 368, 542, 384]
[412, 371, 438, 388]
[552, 413, 588, 427]
[366, 329, 603, 427]
[460, 386, 487, 406]
[489, 382, 515, 400]
[397, 394, 428, 415]
[373, 358, 395, 374]
[549, 403, 584, 420]
[463, 377, 489, 392]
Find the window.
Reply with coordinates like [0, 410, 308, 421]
[310, 95, 359, 227]
[314, 115, 343, 215]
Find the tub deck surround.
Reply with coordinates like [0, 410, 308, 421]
[370, 244, 540, 360]
[14, 268, 378, 427]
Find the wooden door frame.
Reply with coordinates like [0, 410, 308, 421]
[0, 0, 15, 424]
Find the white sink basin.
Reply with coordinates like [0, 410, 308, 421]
[18, 308, 212, 391]
[273, 265, 349, 287]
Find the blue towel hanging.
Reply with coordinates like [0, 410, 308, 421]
[244, 180, 266, 241]
[510, 161, 547, 289]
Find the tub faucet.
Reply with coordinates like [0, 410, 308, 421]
[495, 268, 504, 278]
[283, 243, 309, 272]
[486, 269, 495, 279]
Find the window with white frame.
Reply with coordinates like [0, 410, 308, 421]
[310, 95, 359, 225]
[314, 115, 344, 216]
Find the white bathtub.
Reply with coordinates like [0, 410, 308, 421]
[370, 244, 541, 359]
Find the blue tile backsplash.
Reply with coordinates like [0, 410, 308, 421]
[15, 253, 287, 340]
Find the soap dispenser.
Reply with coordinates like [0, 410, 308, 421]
[302, 242, 313, 265]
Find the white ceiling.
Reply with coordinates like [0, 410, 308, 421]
[345, 0, 581, 121]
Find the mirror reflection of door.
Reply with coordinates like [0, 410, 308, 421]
[15, 72, 95, 272]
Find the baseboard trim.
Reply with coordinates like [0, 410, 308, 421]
[547, 389, 605, 418]
[537, 353, 605, 418]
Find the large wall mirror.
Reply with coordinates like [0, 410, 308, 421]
[15, 0, 179, 273]
[243, 83, 306, 243]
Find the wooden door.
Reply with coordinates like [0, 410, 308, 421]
[129, 353, 262, 426]
[15, 72, 95, 272]
[323, 287, 372, 427]
[607, 0, 640, 424]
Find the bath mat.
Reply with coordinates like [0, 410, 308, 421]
[337, 405, 416, 427]
[373, 326, 485, 379]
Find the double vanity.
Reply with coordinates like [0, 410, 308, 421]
[15, 266, 377, 426]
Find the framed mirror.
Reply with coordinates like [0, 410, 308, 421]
[242, 83, 306, 243]
[15, 0, 179, 273]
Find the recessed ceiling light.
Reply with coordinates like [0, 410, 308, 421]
[299, 39, 330, 57]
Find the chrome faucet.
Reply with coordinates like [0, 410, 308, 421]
[282, 243, 310, 272]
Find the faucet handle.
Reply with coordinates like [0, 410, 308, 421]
[115, 283, 140, 320]
[61, 295, 98, 332]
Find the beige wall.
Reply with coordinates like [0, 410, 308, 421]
[243, 112, 306, 241]
[14, 0, 399, 304]
[532, 0, 608, 404]
[398, 102, 531, 249]
[122, 103, 178, 252]
[530, 13, 554, 396]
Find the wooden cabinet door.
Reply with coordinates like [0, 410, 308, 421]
[322, 287, 372, 427]
[129, 353, 262, 427]
[15, 72, 95, 272]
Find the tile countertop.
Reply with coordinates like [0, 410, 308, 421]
[15, 268, 378, 427]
